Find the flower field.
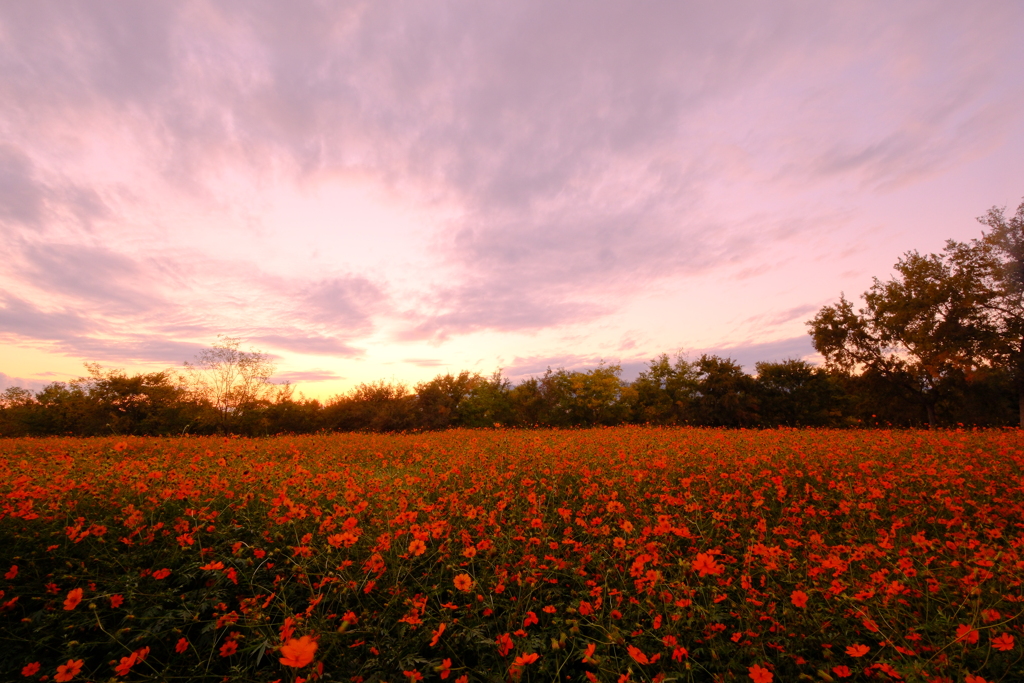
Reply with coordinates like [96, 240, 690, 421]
[2, 428, 1024, 682]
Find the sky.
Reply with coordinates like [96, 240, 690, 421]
[2, 1, 1024, 399]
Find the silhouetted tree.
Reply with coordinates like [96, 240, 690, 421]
[690, 355, 758, 427]
[753, 359, 844, 427]
[961, 198, 1024, 424]
[80, 364, 190, 435]
[324, 380, 417, 432]
[808, 249, 992, 428]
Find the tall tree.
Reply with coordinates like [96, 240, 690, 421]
[808, 249, 991, 428]
[968, 199, 1024, 425]
[182, 336, 277, 430]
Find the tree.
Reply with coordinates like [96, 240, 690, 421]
[808, 249, 991, 428]
[80, 363, 188, 435]
[415, 371, 487, 429]
[753, 359, 844, 427]
[0, 386, 37, 436]
[966, 198, 1024, 425]
[182, 336, 277, 431]
[324, 380, 417, 432]
[630, 353, 698, 424]
[689, 355, 758, 427]
[458, 371, 515, 427]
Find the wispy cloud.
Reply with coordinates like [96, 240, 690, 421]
[0, 1, 1021, 391]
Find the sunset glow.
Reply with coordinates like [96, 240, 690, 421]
[2, 2, 1023, 397]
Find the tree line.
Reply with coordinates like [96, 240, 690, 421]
[2, 198, 1022, 435]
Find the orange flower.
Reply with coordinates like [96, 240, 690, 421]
[790, 590, 808, 608]
[5, 565, 17, 580]
[114, 651, 138, 676]
[279, 635, 318, 668]
[219, 639, 238, 657]
[63, 587, 83, 611]
[453, 573, 474, 592]
[438, 658, 452, 680]
[845, 644, 869, 657]
[627, 645, 651, 664]
[408, 539, 426, 556]
[692, 552, 724, 577]
[992, 633, 1015, 651]
[512, 653, 539, 666]
[110, 594, 123, 608]
[748, 664, 773, 683]
[965, 677, 989, 683]
[831, 666, 852, 678]
[582, 642, 597, 664]
[430, 623, 446, 646]
[54, 659, 83, 682]
[152, 568, 171, 580]
[21, 662, 40, 677]
[175, 637, 189, 653]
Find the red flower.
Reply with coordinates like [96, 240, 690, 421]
[110, 594, 124, 608]
[5, 565, 17, 580]
[693, 552, 724, 577]
[748, 664, 773, 683]
[152, 568, 171, 580]
[175, 637, 189, 653]
[114, 651, 138, 676]
[54, 659, 84, 682]
[439, 658, 452, 680]
[403, 671, 423, 681]
[627, 645, 651, 665]
[831, 665, 852, 678]
[992, 633, 1015, 651]
[219, 639, 238, 657]
[790, 590, 808, 608]
[513, 653, 539, 666]
[582, 642, 597, 664]
[956, 624, 980, 645]
[523, 611, 538, 627]
[63, 587, 83, 611]
[279, 635, 318, 667]
[21, 662, 40, 677]
[430, 623, 446, 647]
[496, 632, 514, 656]
[845, 644, 869, 657]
